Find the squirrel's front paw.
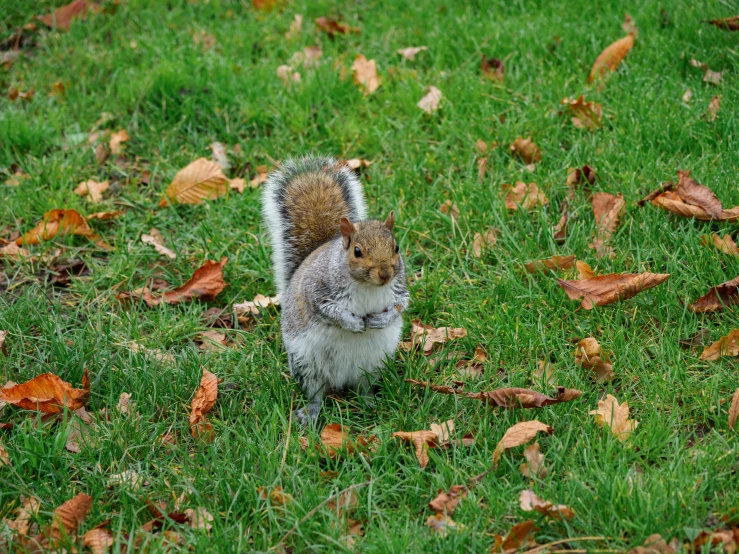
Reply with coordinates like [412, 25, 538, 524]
[345, 314, 366, 333]
[365, 310, 395, 329]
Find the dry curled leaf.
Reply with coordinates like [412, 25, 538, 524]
[0, 330, 7, 356]
[258, 486, 293, 506]
[233, 293, 280, 316]
[628, 534, 682, 554]
[428, 485, 468, 515]
[47, 493, 93, 542]
[456, 346, 488, 379]
[185, 507, 213, 531]
[561, 95, 603, 129]
[700, 329, 739, 361]
[351, 55, 380, 95]
[285, 14, 302, 39]
[0, 242, 30, 260]
[589, 33, 634, 82]
[0, 440, 9, 467]
[676, 170, 722, 220]
[198, 330, 228, 352]
[116, 392, 131, 414]
[439, 200, 459, 220]
[574, 337, 615, 382]
[493, 520, 539, 554]
[689, 58, 723, 85]
[315, 17, 357, 37]
[689, 276, 739, 313]
[481, 55, 505, 81]
[651, 191, 739, 222]
[320, 423, 377, 459]
[426, 513, 463, 536]
[108, 470, 147, 488]
[590, 394, 638, 441]
[494, 421, 553, 464]
[141, 233, 176, 259]
[190, 369, 218, 440]
[503, 182, 548, 210]
[277, 65, 301, 86]
[592, 192, 624, 238]
[558, 272, 669, 310]
[37, 0, 100, 31]
[159, 158, 229, 207]
[705, 16, 739, 31]
[397, 46, 427, 60]
[519, 490, 574, 519]
[729, 388, 739, 430]
[392, 420, 455, 468]
[2, 496, 41, 536]
[703, 234, 739, 257]
[0, 369, 89, 413]
[417, 86, 442, 113]
[83, 528, 114, 554]
[524, 255, 576, 273]
[707, 95, 721, 121]
[509, 137, 541, 164]
[407, 320, 467, 354]
[109, 129, 129, 155]
[519, 442, 547, 479]
[471, 228, 498, 257]
[16, 209, 99, 246]
[73, 180, 109, 203]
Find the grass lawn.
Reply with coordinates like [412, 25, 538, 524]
[2, 0, 739, 551]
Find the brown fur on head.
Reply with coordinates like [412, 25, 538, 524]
[340, 212, 399, 286]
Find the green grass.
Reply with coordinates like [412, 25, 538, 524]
[2, 0, 739, 551]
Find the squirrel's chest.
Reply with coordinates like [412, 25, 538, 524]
[341, 283, 396, 315]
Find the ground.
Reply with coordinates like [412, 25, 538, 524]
[1, 0, 739, 552]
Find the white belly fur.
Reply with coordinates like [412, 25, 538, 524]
[285, 282, 401, 390]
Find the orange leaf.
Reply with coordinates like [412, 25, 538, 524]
[509, 137, 541, 164]
[588, 33, 634, 82]
[428, 485, 468, 515]
[590, 394, 638, 441]
[699, 329, 739, 361]
[16, 209, 97, 246]
[37, 0, 99, 31]
[48, 493, 93, 541]
[0, 369, 90, 413]
[561, 95, 603, 129]
[392, 429, 439, 468]
[320, 423, 377, 459]
[493, 420, 553, 464]
[189, 369, 218, 440]
[159, 158, 229, 207]
[591, 192, 625, 238]
[689, 276, 739, 313]
[729, 388, 739, 430]
[493, 520, 539, 553]
[558, 272, 669, 309]
[704, 16, 739, 31]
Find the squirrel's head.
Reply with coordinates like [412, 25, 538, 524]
[340, 212, 400, 287]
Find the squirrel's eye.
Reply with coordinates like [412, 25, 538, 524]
[394, 243, 399, 254]
[354, 246, 362, 258]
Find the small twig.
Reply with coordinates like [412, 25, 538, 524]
[273, 481, 371, 549]
[523, 536, 606, 554]
[278, 395, 294, 475]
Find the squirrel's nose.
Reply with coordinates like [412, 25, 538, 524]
[378, 268, 391, 283]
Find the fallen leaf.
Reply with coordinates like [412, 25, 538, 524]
[109, 129, 129, 155]
[558, 272, 670, 310]
[481, 55, 505, 81]
[628, 534, 682, 554]
[509, 137, 541, 164]
[588, 33, 634, 82]
[503, 182, 548, 210]
[574, 337, 615, 382]
[2, 496, 41, 536]
[4, 169, 30, 187]
[524, 255, 576, 273]
[303, 45, 322, 67]
[477, 156, 488, 182]
[552, 210, 569, 243]
[190, 369, 218, 440]
[704, 234, 739, 257]
[397, 46, 427, 60]
[707, 95, 721, 121]
[250, 165, 269, 188]
[622, 13, 638, 35]
[0, 242, 30, 260]
[192, 30, 216, 51]
[108, 470, 147, 488]
[198, 330, 228, 352]
[233, 293, 280, 316]
[117, 392, 131, 414]
[426, 513, 463, 536]
[320, 423, 377, 459]
[704, 16, 739, 30]
[65, 417, 91, 453]
[127, 341, 175, 364]
[141, 233, 176, 259]
[0, 330, 7, 356]
[344, 158, 373, 171]
[83, 528, 114, 554]
[456, 346, 488, 379]
[590, 394, 638, 441]
[185, 507, 213, 531]
[532, 361, 556, 387]
[392, 422, 449, 468]
[519, 442, 547, 479]
[352, 55, 381, 95]
[417, 86, 442, 113]
[86, 210, 123, 221]
[675, 170, 722, 220]
[407, 320, 467, 354]
[327, 489, 358, 515]
[592, 192, 624, 237]
[47, 493, 93, 543]
[440, 200, 459, 220]
[37, 0, 99, 31]
[561, 95, 603, 129]
[650, 190, 739, 222]
[682, 89, 693, 104]
[258, 486, 293, 506]
[700, 329, 739, 361]
[519, 490, 574, 520]
[73, 180, 109, 203]
[494, 421, 553, 465]
[0, 369, 89, 413]
[8, 88, 35, 102]
[0, 439, 9, 467]
[285, 14, 302, 39]
[315, 17, 357, 37]
[277, 64, 301, 86]
[689, 276, 739, 313]
[159, 158, 229, 207]
[16, 209, 98, 246]
[689, 58, 723, 85]
[428, 485, 468, 515]
[679, 329, 709, 350]
[729, 388, 739, 430]
[471, 228, 498, 257]
[493, 521, 539, 554]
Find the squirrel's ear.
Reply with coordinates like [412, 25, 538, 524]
[340, 217, 356, 249]
[383, 211, 395, 231]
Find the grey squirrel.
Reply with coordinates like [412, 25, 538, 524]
[262, 156, 409, 425]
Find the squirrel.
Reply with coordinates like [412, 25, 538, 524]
[262, 156, 409, 425]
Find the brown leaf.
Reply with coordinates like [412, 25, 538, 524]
[48, 493, 93, 541]
[0, 439, 9, 467]
[426, 513, 463, 536]
[392, 429, 440, 468]
[704, 16, 739, 30]
[397, 46, 427, 61]
[519, 442, 547, 479]
[417, 86, 442, 113]
[126, 258, 228, 307]
[558, 272, 670, 310]
[477, 156, 487, 182]
[509, 137, 541, 164]
[320, 423, 377, 459]
[675, 170, 722, 219]
[704, 234, 739, 257]
[37, 0, 99, 31]
[524, 255, 576, 273]
[566, 164, 596, 190]
[327, 489, 358, 516]
[561, 95, 603, 129]
[198, 330, 228, 352]
[574, 337, 615, 382]
[519, 489, 575, 519]
[679, 329, 709, 350]
[315, 17, 358, 37]
[190, 369, 218, 440]
[439, 200, 459, 220]
[258, 486, 294, 506]
[250, 165, 270, 188]
[73, 180, 109, 203]
[700, 329, 739, 361]
[351, 55, 381, 95]
[588, 33, 634, 82]
[590, 394, 638, 441]
[592, 192, 625, 238]
[277, 64, 301, 86]
[233, 293, 280, 316]
[0, 369, 90, 413]
[2, 496, 40, 536]
[493, 521, 539, 554]
[141, 232, 176, 259]
[16, 209, 97, 246]
[159, 158, 229, 207]
[285, 14, 302, 39]
[471, 228, 497, 257]
[729, 388, 739, 430]
[682, 89, 693, 104]
[86, 210, 123, 221]
[636, 183, 675, 207]
[116, 392, 131, 414]
[628, 534, 681, 554]
[428, 485, 468, 515]
[503, 182, 548, 210]
[407, 320, 467, 354]
[109, 129, 129, 155]
[689, 276, 739, 313]
[185, 507, 213, 530]
[493, 420, 553, 464]
[0, 330, 7, 356]
[481, 55, 505, 81]
[0, 242, 30, 260]
[707, 95, 721, 121]
[83, 527, 114, 554]
[690, 58, 723, 85]
[552, 210, 569, 243]
[456, 346, 488, 380]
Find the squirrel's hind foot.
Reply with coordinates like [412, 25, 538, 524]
[294, 403, 321, 427]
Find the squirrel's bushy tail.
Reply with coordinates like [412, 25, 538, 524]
[262, 156, 368, 295]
